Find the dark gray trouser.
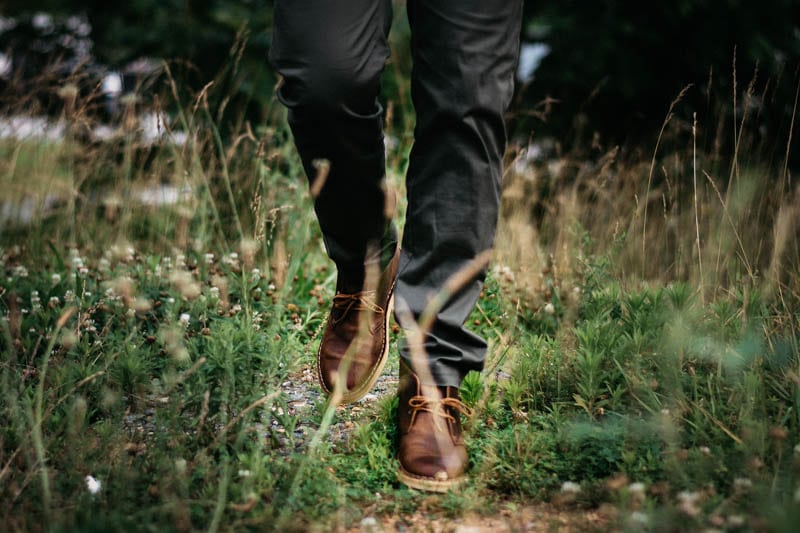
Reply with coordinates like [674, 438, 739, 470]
[270, 0, 522, 387]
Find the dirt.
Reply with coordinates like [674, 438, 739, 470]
[282, 364, 607, 532]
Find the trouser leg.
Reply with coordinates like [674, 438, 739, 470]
[397, 0, 523, 387]
[269, 0, 398, 288]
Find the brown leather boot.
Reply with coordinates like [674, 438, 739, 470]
[317, 248, 400, 404]
[397, 360, 473, 492]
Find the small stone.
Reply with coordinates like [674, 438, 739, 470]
[360, 516, 381, 533]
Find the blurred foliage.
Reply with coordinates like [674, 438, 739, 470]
[1, 0, 798, 146]
[518, 0, 800, 147]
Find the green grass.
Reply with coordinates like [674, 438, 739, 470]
[1, 64, 800, 531]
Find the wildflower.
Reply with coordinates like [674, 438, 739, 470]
[543, 302, 555, 314]
[31, 290, 41, 310]
[132, 298, 152, 312]
[51, 273, 61, 284]
[64, 290, 75, 302]
[204, 253, 215, 265]
[169, 271, 201, 300]
[628, 512, 649, 526]
[240, 239, 258, 267]
[98, 257, 111, 270]
[727, 515, 746, 527]
[251, 268, 261, 280]
[733, 477, 752, 493]
[175, 458, 187, 474]
[560, 481, 581, 494]
[699, 446, 711, 455]
[85, 475, 102, 494]
[209, 287, 220, 298]
[13, 265, 28, 277]
[167, 297, 175, 304]
[60, 330, 79, 349]
[628, 482, 646, 500]
[179, 313, 191, 326]
[677, 490, 701, 517]
[238, 469, 251, 478]
[49, 296, 60, 307]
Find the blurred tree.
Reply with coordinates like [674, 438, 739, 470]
[1, 0, 277, 125]
[2, 0, 798, 147]
[518, 0, 800, 149]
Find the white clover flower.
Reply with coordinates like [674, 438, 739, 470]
[699, 446, 711, 455]
[677, 490, 702, 517]
[167, 297, 176, 304]
[251, 268, 261, 279]
[238, 469, 251, 478]
[49, 296, 60, 306]
[629, 512, 649, 526]
[209, 287, 220, 298]
[560, 481, 581, 494]
[794, 443, 800, 455]
[179, 313, 191, 326]
[78, 267, 89, 276]
[628, 482, 646, 499]
[64, 290, 75, 302]
[204, 253, 215, 265]
[733, 478, 752, 492]
[85, 475, 102, 494]
[727, 515, 746, 527]
[543, 302, 555, 314]
[13, 265, 28, 277]
[175, 458, 187, 474]
[51, 273, 62, 284]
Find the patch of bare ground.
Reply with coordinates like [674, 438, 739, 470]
[356, 504, 608, 532]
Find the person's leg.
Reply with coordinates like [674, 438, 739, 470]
[270, 0, 400, 403]
[270, 0, 397, 287]
[396, 0, 523, 492]
[398, 0, 523, 387]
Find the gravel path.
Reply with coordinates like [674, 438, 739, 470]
[273, 362, 400, 452]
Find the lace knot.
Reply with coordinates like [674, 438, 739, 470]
[407, 395, 473, 431]
[331, 291, 384, 324]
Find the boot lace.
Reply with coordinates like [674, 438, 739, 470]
[408, 395, 473, 432]
[331, 291, 384, 325]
